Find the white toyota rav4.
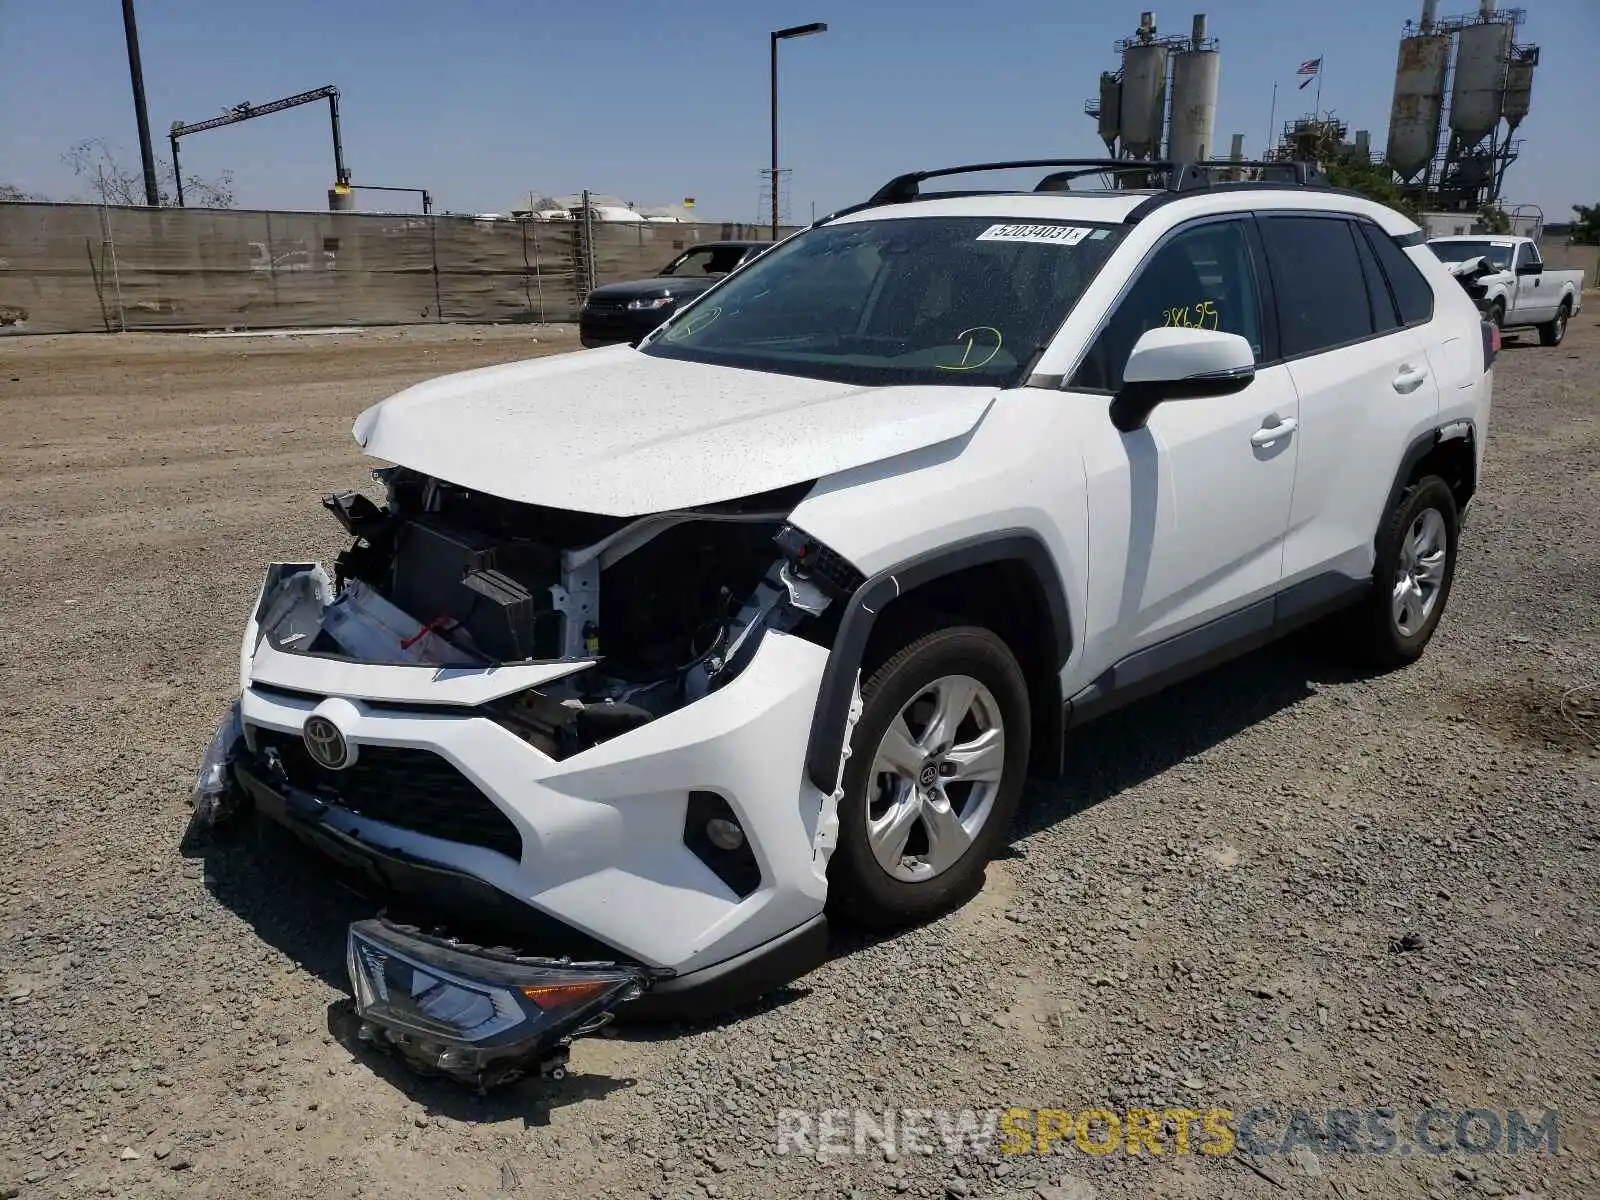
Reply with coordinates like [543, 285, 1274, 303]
[192, 159, 1496, 1087]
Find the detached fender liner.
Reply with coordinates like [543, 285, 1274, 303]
[802, 530, 1073, 792]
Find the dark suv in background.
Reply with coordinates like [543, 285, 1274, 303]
[578, 240, 767, 347]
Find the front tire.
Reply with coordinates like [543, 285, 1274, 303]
[827, 625, 1031, 931]
[1342, 475, 1459, 669]
[1538, 302, 1570, 347]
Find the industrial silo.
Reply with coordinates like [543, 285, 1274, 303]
[1097, 72, 1122, 152]
[1450, 19, 1513, 145]
[1385, 28, 1450, 181]
[1502, 46, 1537, 131]
[1119, 42, 1170, 158]
[1167, 14, 1220, 162]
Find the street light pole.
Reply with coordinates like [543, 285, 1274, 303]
[769, 33, 779, 238]
[769, 21, 827, 240]
[120, 0, 161, 206]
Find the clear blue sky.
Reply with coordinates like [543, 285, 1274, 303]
[2, 0, 1594, 221]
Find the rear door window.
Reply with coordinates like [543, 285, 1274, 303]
[1258, 216, 1375, 358]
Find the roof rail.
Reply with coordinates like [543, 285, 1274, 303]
[868, 159, 1177, 205]
[1033, 165, 1167, 192]
[864, 157, 1331, 206]
[1175, 159, 1330, 188]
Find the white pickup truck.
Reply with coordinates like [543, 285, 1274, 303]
[1428, 235, 1584, 346]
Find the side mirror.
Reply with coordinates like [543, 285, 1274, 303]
[1109, 327, 1257, 433]
[1514, 260, 1543, 276]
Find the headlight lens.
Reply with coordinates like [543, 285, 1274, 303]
[626, 295, 675, 311]
[191, 700, 244, 813]
[346, 920, 649, 1086]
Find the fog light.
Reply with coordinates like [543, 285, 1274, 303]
[706, 817, 746, 851]
[683, 791, 761, 898]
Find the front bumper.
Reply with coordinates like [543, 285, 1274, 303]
[235, 616, 837, 977]
[231, 753, 830, 1019]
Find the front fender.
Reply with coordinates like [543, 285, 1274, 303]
[799, 530, 1072, 792]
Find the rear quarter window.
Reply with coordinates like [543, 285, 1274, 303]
[1362, 225, 1436, 327]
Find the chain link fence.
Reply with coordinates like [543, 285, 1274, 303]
[0, 202, 794, 334]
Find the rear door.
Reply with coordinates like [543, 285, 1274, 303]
[1259, 213, 1442, 586]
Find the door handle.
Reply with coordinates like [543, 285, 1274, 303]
[1393, 365, 1428, 394]
[1250, 417, 1298, 447]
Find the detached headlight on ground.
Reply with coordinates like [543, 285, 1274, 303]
[346, 919, 651, 1089]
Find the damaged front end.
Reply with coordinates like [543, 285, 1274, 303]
[245, 467, 856, 746]
[346, 919, 666, 1090]
[199, 464, 862, 1084]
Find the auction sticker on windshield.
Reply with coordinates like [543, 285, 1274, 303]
[976, 224, 1094, 247]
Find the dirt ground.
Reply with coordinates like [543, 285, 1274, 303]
[1, 316, 1596, 1200]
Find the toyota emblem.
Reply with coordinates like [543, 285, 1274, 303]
[302, 715, 352, 770]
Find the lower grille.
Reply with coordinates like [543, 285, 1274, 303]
[250, 727, 523, 860]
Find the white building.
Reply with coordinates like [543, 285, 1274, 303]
[506, 192, 696, 222]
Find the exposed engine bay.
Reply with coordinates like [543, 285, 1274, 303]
[253, 467, 858, 757]
[1443, 254, 1497, 303]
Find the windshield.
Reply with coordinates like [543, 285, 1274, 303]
[659, 245, 750, 278]
[641, 216, 1127, 387]
[1429, 241, 1513, 269]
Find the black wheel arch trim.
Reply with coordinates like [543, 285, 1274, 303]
[802, 530, 1072, 792]
[1379, 420, 1477, 551]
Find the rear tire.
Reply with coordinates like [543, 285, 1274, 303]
[1538, 301, 1570, 347]
[1341, 475, 1459, 670]
[827, 625, 1031, 931]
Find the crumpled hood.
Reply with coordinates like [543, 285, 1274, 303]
[1442, 255, 1503, 282]
[353, 345, 996, 516]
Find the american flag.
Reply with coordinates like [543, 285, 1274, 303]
[1297, 57, 1322, 88]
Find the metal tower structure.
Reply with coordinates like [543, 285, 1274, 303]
[756, 167, 792, 228]
[1385, 0, 1538, 213]
[1084, 11, 1221, 186]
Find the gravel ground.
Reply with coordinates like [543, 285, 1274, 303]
[1, 317, 1596, 1200]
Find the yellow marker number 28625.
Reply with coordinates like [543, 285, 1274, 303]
[1161, 300, 1220, 331]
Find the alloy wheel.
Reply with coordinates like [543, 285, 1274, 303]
[865, 674, 1005, 883]
[1392, 507, 1448, 637]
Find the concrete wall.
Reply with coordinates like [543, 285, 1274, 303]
[5, 201, 1590, 336]
[0, 202, 796, 334]
[1541, 242, 1598, 289]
